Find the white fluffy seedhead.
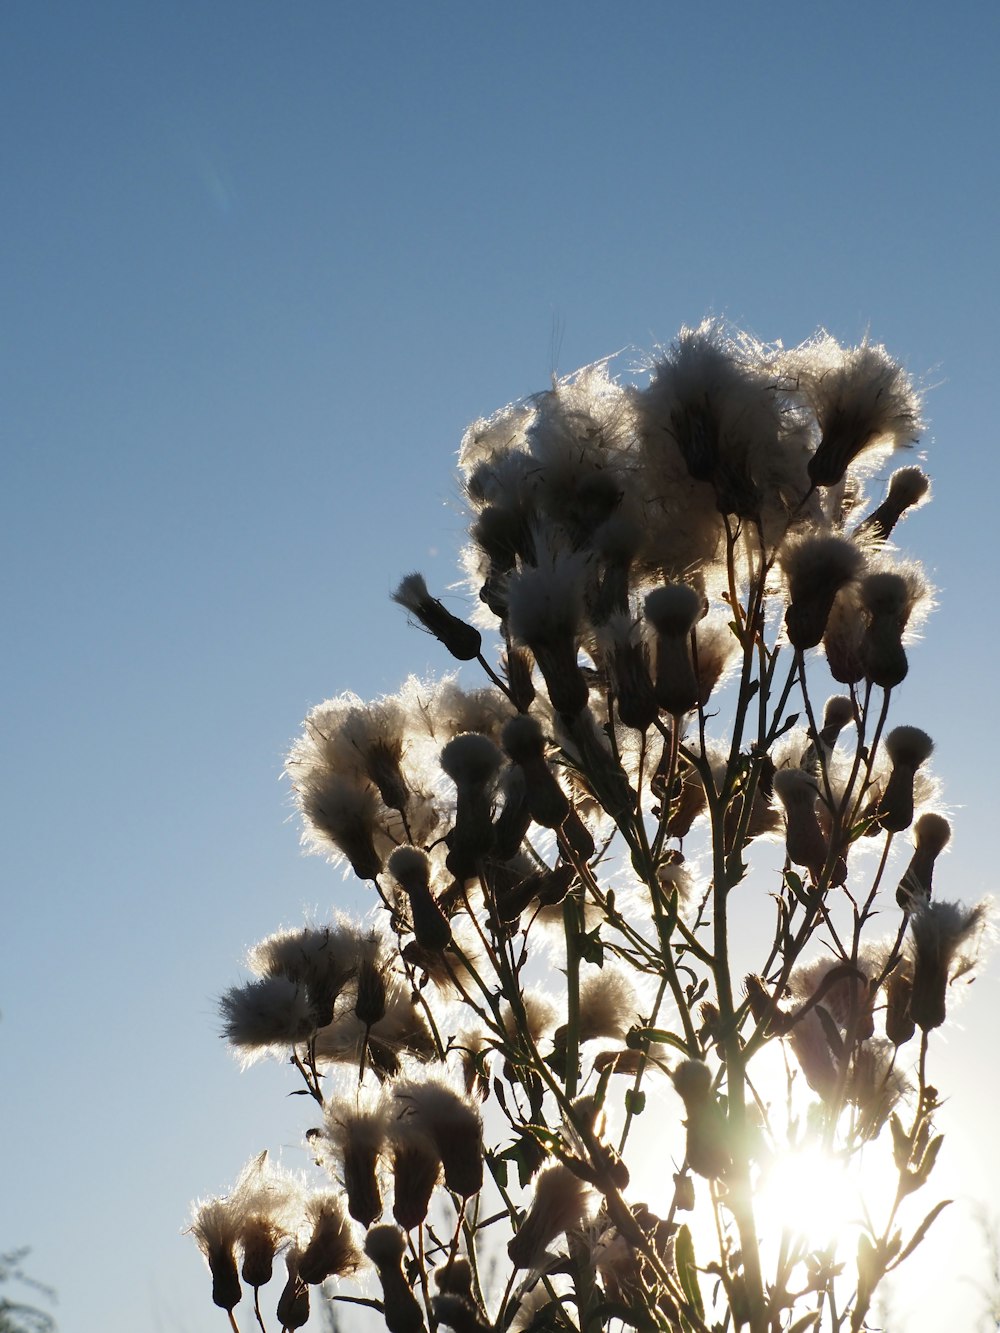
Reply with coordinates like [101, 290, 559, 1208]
[439, 732, 504, 789]
[576, 967, 639, 1042]
[219, 977, 317, 1066]
[506, 551, 590, 647]
[643, 583, 702, 637]
[458, 401, 535, 479]
[785, 334, 923, 487]
[885, 725, 934, 768]
[390, 1076, 483, 1199]
[507, 1162, 599, 1270]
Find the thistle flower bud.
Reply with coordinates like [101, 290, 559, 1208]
[232, 1154, 301, 1290]
[219, 976, 317, 1064]
[907, 899, 988, 1031]
[433, 1294, 489, 1333]
[248, 925, 354, 1030]
[878, 726, 934, 833]
[507, 555, 591, 716]
[823, 585, 866, 684]
[391, 1078, 483, 1198]
[392, 572, 482, 661]
[501, 714, 571, 828]
[786, 1007, 839, 1099]
[896, 812, 951, 910]
[820, 694, 854, 750]
[292, 772, 384, 879]
[670, 1059, 730, 1179]
[772, 768, 828, 880]
[321, 1096, 389, 1227]
[575, 966, 639, 1043]
[388, 846, 452, 952]
[440, 732, 503, 877]
[189, 1198, 242, 1311]
[885, 966, 915, 1047]
[503, 645, 536, 712]
[507, 1162, 597, 1269]
[387, 1118, 441, 1232]
[365, 1225, 426, 1333]
[856, 466, 931, 545]
[694, 616, 739, 707]
[239, 1215, 283, 1289]
[276, 1248, 310, 1330]
[790, 337, 921, 488]
[599, 614, 659, 733]
[436, 1257, 475, 1300]
[859, 568, 926, 689]
[492, 766, 532, 861]
[781, 536, 863, 650]
[298, 1193, 361, 1285]
[644, 584, 702, 716]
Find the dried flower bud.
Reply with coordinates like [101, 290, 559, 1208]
[507, 1163, 597, 1269]
[856, 466, 931, 545]
[365, 1225, 426, 1333]
[392, 572, 482, 661]
[391, 1078, 483, 1198]
[670, 1059, 730, 1179]
[781, 536, 863, 650]
[387, 1120, 441, 1232]
[897, 812, 951, 910]
[298, 1194, 361, 1285]
[885, 966, 915, 1047]
[388, 846, 452, 952]
[507, 555, 591, 716]
[219, 976, 317, 1064]
[189, 1198, 242, 1311]
[908, 899, 988, 1031]
[877, 726, 934, 833]
[503, 645, 536, 712]
[501, 714, 571, 828]
[790, 337, 921, 488]
[321, 1097, 389, 1227]
[433, 1294, 489, 1333]
[859, 568, 926, 689]
[440, 732, 503, 876]
[276, 1248, 310, 1330]
[823, 585, 866, 684]
[772, 769, 828, 880]
[644, 584, 702, 716]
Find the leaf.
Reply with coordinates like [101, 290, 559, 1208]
[624, 1088, 646, 1116]
[674, 1224, 705, 1320]
[892, 1199, 952, 1267]
[788, 1314, 821, 1332]
[626, 1026, 690, 1054]
[579, 926, 605, 967]
[485, 1150, 508, 1189]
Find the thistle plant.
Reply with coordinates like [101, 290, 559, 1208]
[190, 321, 990, 1333]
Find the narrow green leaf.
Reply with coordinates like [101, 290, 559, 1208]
[892, 1199, 952, 1267]
[675, 1224, 705, 1320]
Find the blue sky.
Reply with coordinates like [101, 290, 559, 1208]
[3, 4, 999, 1331]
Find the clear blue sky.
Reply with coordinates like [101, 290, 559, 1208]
[2, 4, 998, 1331]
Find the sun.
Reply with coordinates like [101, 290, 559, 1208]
[754, 1138, 899, 1257]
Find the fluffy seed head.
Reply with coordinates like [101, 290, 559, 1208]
[219, 977, 316, 1064]
[298, 1193, 361, 1285]
[507, 1163, 598, 1270]
[391, 1077, 483, 1198]
[439, 732, 504, 789]
[885, 726, 934, 768]
[643, 583, 702, 637]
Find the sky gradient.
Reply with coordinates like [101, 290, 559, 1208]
[3, 4, 999, 1331]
